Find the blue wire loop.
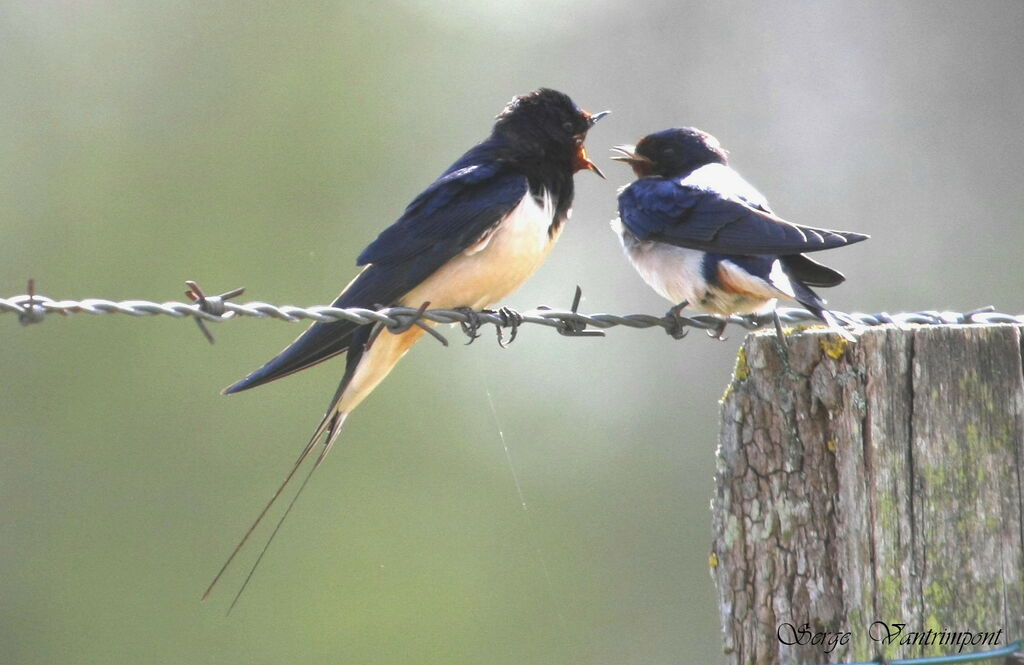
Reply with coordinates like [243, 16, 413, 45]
[837, 639, 1022, 665]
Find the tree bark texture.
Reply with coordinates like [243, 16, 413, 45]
[712, 324, 1024, 665]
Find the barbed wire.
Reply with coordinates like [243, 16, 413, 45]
[3, 280, 1023, 346]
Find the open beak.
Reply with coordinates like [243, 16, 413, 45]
[577, 109, 610, 178]
[576, 145, 605, 179]
[609, 144, 651, 166]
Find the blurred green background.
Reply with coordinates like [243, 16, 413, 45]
[2, 2, 1022, 663]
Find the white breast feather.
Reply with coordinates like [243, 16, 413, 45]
[612, 217, 707, 305]
[401, 190, 558, 311]
[612, 216, 786, 315]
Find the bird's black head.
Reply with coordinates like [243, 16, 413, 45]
[493, 88, 609, 178]
[611, 127, 728, 178]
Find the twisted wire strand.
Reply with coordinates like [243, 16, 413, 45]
[2, 291, 1022, 342]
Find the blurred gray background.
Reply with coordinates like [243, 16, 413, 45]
[2, 2, 1022, 663]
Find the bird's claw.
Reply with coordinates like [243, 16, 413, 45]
[663, 301, 692, 340]
[706, 318, 729, 341]
[455, 306, 484, 345]
[455, 306, 522, 347]
[492, 306, 523, 348]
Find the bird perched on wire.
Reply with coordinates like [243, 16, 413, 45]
[204, 88, 608, 607]
[610, 127, 868, 339]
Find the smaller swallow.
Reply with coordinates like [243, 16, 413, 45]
[610, 127, 868, 338]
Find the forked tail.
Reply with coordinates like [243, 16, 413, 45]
[202, 409, 349, 611]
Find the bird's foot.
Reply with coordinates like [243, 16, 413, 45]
[491, 306, 523, 348]
[457, 306, 523, 347]
[455, 306, 484, 345]
[663, 301, 691, 340]
[706, 316, 729, 341]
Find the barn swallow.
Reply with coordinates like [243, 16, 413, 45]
[204, 89, 608, 605]
[610, 127, 868, 338]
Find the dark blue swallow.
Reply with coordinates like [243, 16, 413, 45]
[205, 89, 608, 605]
[610, 127, 868, 338]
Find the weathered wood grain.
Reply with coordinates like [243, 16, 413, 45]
[712, 324, 1024, 665]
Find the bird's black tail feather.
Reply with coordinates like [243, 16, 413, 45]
[205, 325, 377, 609]
[222, 319, 361, 394]
[201, 408, 346, 607]
[780, 253, 846, 288]
[787, 275, 858, 341]
[223, 263, 410, 395]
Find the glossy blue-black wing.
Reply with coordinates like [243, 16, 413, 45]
[618, 178, 868, 255]
[223, 163, 528, 394]
[358, 161, 528, 267]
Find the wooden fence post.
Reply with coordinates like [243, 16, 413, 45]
[711, 325, 1024, 665]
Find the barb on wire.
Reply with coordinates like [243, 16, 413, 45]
[3, 281, 1024, 345]
[184, 281, 246, 344]
[537, 285, 606, 338]
[17, 279, 51, 326]
[380, 300, 449, 346]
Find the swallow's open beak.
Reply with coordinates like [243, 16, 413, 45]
[587, 110, 611, 128]
[575, 145, 605, 179]
[573, 109, 610, 178]
[609, 145, 649, 165]
[610, 145, 655, 177]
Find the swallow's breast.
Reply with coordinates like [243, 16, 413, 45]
[612, 218, 788, 315]
[612, 217, 707, 305]
[401, 190, 561, 310]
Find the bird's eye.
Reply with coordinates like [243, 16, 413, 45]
[562, 121, 575, 133]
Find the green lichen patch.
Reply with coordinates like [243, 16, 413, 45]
[820, 335, 850, 360]
[721, 346, 751, 402]
[734, 346, 750, 381]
